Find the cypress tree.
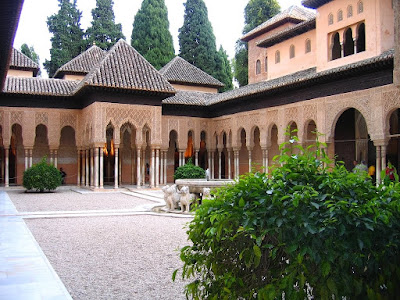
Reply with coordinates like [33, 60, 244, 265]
[44, 0, 84, 78]
[21, 43, 41, 76]
[214, 46, 233, 92]
[131, 0, 175, 70]
[178, 0, 218, 77]
[234, 0, 280, 86]
[86, 0, 125, 50]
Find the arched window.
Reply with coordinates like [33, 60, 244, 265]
[264, 56, 268, 72]
[358, 1, 364, 13]
[356, 23, 366, 53]
[256, 59, 261, 75]
[344, 28, 355, 56]
[331, 32, 341, 60]
[347, 5, 353, 17]
[328, 13, 334, 25]
[275, 50, 280, 64]
[289, 45, 295, 59]
[305, 39, 311, 53]
[337, 10, 343, 21]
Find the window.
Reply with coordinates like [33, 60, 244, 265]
[289, 45, 295, 59]
[337, 10, 343, 21]
[256, 59, 261, 75]
[343, 28, 355, 56]
[275, 51, 280, 64]
[356, 23, 366, 53]
[264, 56, 268, 72]
[358, 1, 364, 13]
[347, 5, 353, 17]
[328, 13, 334, 25]
[305, 39, 311, 53]
[331, 32, 341, 60]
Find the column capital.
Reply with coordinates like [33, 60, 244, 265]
[373, 139, 389, 147]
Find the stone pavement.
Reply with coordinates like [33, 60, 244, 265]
[0, 186, 192, 299]
[0, 191, 73, 300]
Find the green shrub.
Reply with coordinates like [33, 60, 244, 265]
[23, 157, 62, 192]
[175, 136, 400, 299]
[174, 158, 205, 180]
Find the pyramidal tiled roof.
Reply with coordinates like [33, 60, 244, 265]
[3, 77, 78, 96]
[159, 56, 224, 88]
[241, 5, 316, 41]
[75, 39, 175, 95]
[9, 48, 40, 73]
[54, 45, 106, 78]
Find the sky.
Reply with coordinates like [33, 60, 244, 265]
[14, 0, 304, 77]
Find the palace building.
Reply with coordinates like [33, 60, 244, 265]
[0, 0, 399, 188]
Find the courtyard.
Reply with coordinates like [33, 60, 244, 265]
[1, 187, 192, 299]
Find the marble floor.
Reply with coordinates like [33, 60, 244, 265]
[0, 191, 72, 300]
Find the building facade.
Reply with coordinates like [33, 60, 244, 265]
[0, 0, 399, 188]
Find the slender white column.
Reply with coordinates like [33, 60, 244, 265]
[94, 148, 99, 188]
[119, 154, 122, 185]
[82, 150, 86, 186]
[5, 149, 9, 187]
[100, 149, 104, 189]
[155, 149, 160, 187]
[114, 148, 119, 189]
[248, 149, 252, 172]
[85, 149, 89, 187]
[234, 150, 239, 178]
[163, 151, 167, 184]
[90, 149, 93, 188]
[218, 150, 222, 179]
[150, 149, 155, 187]
[195, 150, 199, 166]
[29, 149, 33, 168]
[211, 151, 215, 179]
[50, 150, 54, 165]
[160, 151, 164, 185]
[376, 145, 381, 185]
[179, 151, 184, 166]
[77, 150, 81, 186]
[137, 149, 141, 186]
[381, 145, 387, 172]
[228, 150, 232, 179]
[263, 149, 269, 172]
[25, 149, 28, 170]
[208, 151, 211, 172]
[54, 150, 58, 168]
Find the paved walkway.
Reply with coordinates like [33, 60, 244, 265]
[0, 191, 72, 300]
[0, 186, 192, 299]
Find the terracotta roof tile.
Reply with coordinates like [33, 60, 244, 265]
[207, 50, 394, 106]
[3, 76, 78, 96]
[302, 0, 333, 9]
[9, 48, 40, 73]
[257, 18, 316, 48]
[159, 56, 224, 88]
[75, 39, 175, 95]
[241, 6, 316, 41]
[54, 45, 106, 78]
[162, 91, 215, 106]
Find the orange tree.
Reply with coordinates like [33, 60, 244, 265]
[174, 136, 400, 299]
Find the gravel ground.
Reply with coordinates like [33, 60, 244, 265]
[25, 215, 190, 300]
[8, 189, 193, 299]
[8, 189, 154, 212]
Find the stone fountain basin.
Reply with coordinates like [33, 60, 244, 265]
[175, 179, 235, 194]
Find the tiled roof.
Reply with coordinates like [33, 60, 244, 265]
[302, 0, 333, 9]
[9, 48, 40, 73]
[207, 50, 394, 106]
[3, 76, 78, 96]
[159, 56, 224, 88]
[257, 18, 316, 48]
[241, 6, 316, 42]
[54, 45, 106, 78]
[162, 91, 215, 106]
[75, 39, 175, 95]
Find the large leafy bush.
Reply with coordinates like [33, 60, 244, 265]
[175, 136, 400, 299]
[23, 157, 62, 192]
[174, 159, 206, 180]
